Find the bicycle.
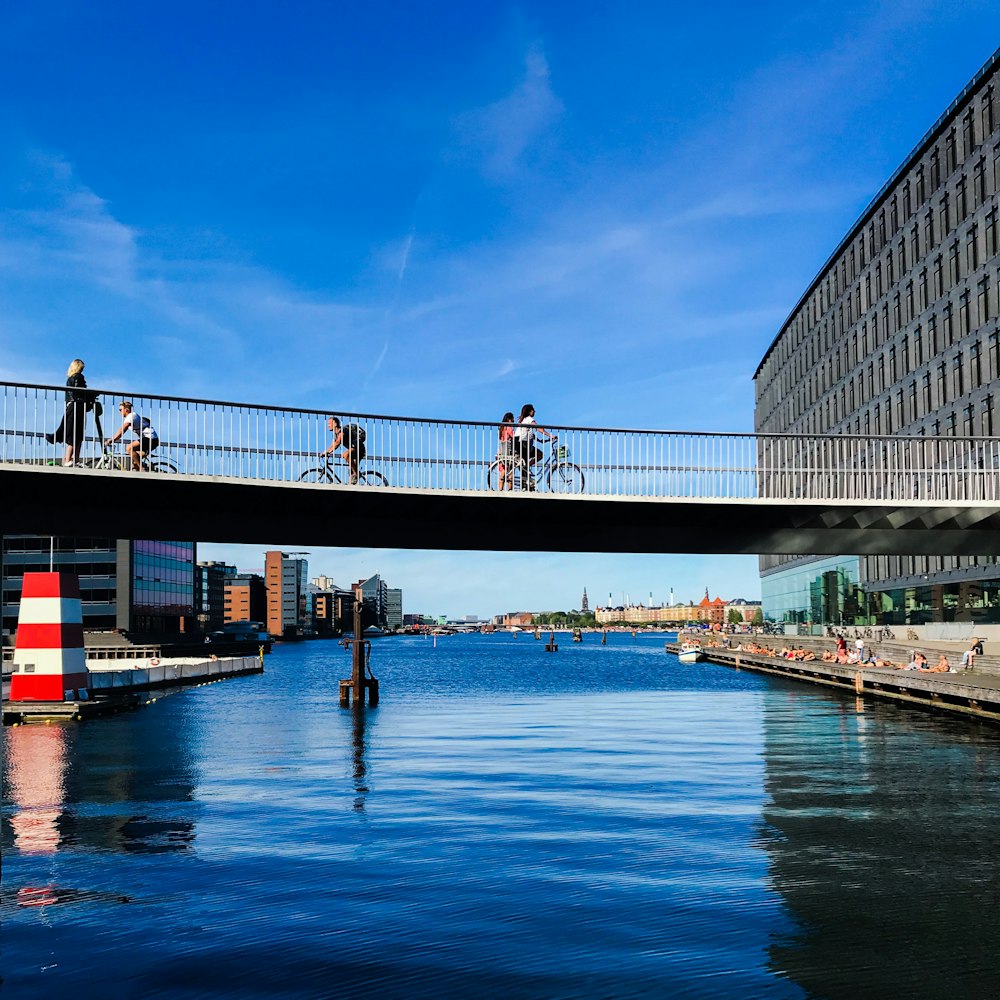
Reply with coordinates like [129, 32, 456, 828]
[486, 436, 585, 494]
[87, 442, 179, 474]
[298, 455, 388, 487]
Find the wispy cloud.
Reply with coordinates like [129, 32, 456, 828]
[455, 40, 563, 180]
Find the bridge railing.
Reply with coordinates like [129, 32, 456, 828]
[2, 380, 999, 502]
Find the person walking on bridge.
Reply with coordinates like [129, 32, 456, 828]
[45, 358, 94, 467]
[105, 401, 159, 471]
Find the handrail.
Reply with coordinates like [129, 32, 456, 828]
[3, 379, 999, 503]
[5, 379, 999, 443]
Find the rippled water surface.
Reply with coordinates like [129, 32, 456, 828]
[5, 632, 1000, 998]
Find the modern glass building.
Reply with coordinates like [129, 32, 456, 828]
[1, 535, 195, 639]
[754, 48, 1000, 625]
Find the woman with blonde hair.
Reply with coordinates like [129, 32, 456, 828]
[46, 358, 93, 466]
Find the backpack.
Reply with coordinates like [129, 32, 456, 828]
[342, 423, 366, 447]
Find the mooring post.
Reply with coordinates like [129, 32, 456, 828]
[545, 630, 558, 652]
[340, 600, 377, 707]
[352, 600, 366, 705]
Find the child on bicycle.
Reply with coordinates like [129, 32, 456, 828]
[497, 411, 515, 490]
[105, 401, 159, 471]
[322, 416, 366, 485]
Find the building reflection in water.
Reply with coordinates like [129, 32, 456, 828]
[6, 724, 71, 854]
[758, 687, 1000, 998]
[3, 698, 199, 858]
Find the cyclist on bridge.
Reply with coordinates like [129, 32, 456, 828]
[322, 416, 366, 485]
[514, 403, 554, 489]
[105, 401, 159, 471]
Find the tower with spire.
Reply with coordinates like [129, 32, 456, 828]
[581, 587, 589, 612]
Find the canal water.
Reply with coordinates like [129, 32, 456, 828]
[4, 632, 1000, 998]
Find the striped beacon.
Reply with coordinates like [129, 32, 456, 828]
[9, 571, 89, 702]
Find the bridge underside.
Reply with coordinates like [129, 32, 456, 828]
[3, 467, 1000, 556]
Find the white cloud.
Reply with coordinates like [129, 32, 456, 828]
[455, 40, 563, 180]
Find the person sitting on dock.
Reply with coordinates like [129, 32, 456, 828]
[904, 652, 928, 670]
[961, 638, 983, 670]
[922, 654, 951, 673]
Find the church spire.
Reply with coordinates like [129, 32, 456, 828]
[581, 587, 589, 612]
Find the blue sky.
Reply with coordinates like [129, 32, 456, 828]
[1, 2, 997, 616]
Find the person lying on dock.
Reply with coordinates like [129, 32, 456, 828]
[921, 654, 951, 673]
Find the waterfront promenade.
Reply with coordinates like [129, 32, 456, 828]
[671, 634, 1000, 724]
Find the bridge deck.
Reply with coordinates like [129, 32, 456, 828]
[4, 463, 1000, 555]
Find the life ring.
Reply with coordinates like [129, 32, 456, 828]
[150, 657, 160, 666]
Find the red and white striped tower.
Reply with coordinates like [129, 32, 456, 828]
[9, 571, 89, 702]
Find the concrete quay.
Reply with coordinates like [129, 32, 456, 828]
[3, 653, 263, 724]
[670, 641, 1000, 724]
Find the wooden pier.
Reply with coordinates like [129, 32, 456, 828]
[667, 643, 1000, 724]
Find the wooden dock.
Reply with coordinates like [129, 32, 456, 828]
[667, 643, 1000, 724]
[3, 654, 263, 724]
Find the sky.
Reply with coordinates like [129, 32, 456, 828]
[1, 1, 998, 616]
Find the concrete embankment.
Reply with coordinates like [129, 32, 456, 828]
[669, 642, 1000, 724]
[3, 654, 263, 724]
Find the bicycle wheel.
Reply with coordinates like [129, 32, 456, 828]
[359, 470, 388, 487]
[299, 467, 333, 484]
[548, 462, 585, 494]
[148, 459, 179, 474]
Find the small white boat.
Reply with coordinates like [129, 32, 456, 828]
[677, 642, 704, 664]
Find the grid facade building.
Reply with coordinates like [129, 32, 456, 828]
[754, 48, 1000, 625]
[1, 535, 195, 640]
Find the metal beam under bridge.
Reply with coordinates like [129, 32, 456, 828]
[3, 466, 1000, 556]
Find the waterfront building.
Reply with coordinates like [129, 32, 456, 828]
[225, 572, 267, 626]
[385, 588, 403, 630]
[501, 612, 535, 627]
[1, 535, 195, 642]
[265, 551, 309, 638]
[754, 49, 1000, 626]
[353, 573, 389, 630]
[195, 561, 237, 634]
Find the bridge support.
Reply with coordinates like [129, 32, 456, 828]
[340, 600, 378, 708]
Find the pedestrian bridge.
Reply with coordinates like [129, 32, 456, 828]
[3, 380, 1000, 556]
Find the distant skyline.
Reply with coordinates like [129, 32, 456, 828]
[1, 3, 997, 615]
[198, 543, 750, 620]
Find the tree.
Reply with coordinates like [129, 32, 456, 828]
[751, 608, 763, 626]
[727, 609, 743, 625]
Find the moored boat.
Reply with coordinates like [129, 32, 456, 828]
[677, 641, 704, 664]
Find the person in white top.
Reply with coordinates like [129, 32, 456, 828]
[105, 400, 159, 471]
[513, 402, 554, 487]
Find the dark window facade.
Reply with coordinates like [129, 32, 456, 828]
[755, 50, 1000, 624]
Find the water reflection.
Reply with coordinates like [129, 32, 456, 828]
[6, 724, 71, 854]
[3, 702, 200, 856]
[759, 687, 1000, 999]
[351, 704, 372, 812]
